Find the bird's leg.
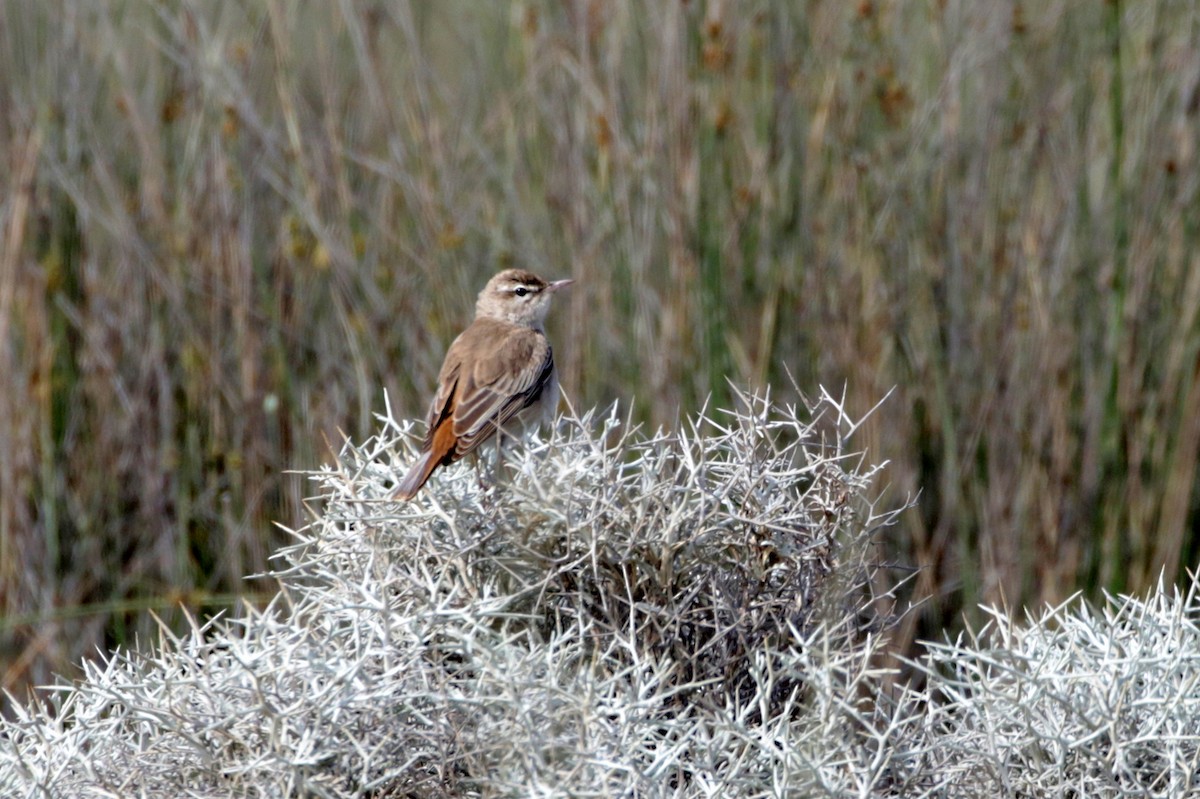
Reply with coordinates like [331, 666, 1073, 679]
[469, 450, 490, 494]
[471, 437, 505, 497]
[491, 431, 510, 488]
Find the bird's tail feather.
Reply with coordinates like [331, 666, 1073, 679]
[393, 450, 439, 500]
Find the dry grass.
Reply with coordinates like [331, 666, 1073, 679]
[2, 1, 1199, 707]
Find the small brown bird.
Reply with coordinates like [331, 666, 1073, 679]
[394, 269, 573, 500]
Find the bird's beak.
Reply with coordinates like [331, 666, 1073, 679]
[548, 278, 575, 292]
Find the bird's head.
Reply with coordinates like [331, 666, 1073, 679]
[475, 268, 573, 328]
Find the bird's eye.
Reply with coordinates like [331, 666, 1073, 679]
[514, 286, 530, 297]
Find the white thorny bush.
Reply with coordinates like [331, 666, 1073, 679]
[2, 388, 1199, 798]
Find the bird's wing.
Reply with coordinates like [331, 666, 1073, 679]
[448, 322, 553, 458]
[400, 320, 552, 499]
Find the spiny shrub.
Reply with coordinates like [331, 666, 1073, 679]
[7, 388, 1200, 797]
[0, 389, 896, 796]
[891, 578, 1200, 797]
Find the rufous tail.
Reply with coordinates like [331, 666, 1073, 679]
[393, 450, 439, 500]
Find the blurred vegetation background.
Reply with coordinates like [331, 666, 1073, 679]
[2, 0, 1199, 707]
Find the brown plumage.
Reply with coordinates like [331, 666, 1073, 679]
[394, 269, 572, 500]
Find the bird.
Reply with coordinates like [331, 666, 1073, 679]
[393, 268, 574, 500]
